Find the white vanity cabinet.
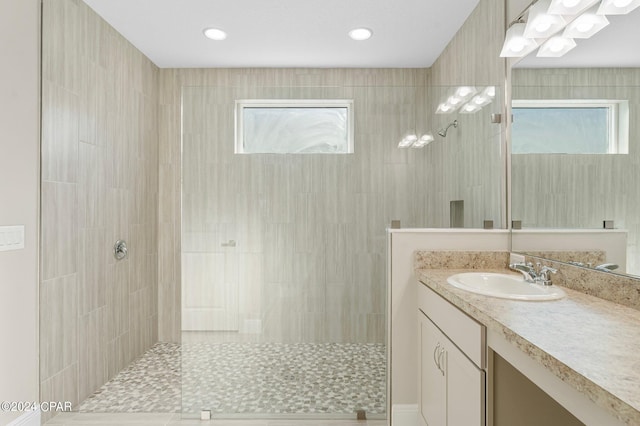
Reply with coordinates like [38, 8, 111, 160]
[418, 281, 486, 426]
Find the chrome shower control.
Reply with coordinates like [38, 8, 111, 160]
[114, 240, 128, 260]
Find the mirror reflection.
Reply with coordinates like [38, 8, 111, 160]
[510, 7, 640, 277]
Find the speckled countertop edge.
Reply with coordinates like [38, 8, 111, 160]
[417, 268, 640, 426]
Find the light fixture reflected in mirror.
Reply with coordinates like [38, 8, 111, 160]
[413, 133, 434, 147]
[397, 134, 418, 148]
[398, 132, 434, 148]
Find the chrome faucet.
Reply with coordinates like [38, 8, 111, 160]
[537, 265, 558, 286]
[509, 262, 537, 283]
[594, 263, 619, 272]
[509, 262, 558, 286]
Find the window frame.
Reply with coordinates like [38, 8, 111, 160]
[512, 99, 629, 154]
[234, 99, 355, 154]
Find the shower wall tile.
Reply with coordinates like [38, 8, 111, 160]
[78, 227, 107, 316]
[78, 142, 107, 228]
[41, 182, 78, 281]
[41, 0, 158, 409]
[40, 364, 79, 423]
[41, 81, 79, 183]
[159, 68, 432, 343]
[40, 274, 77, 381]
[78, 307, 107, 402]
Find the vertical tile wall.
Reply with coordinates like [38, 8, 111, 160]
[158, 69, 434, 342]
[428, 0, 507, 229]
[512, 68, 640, 275]
[40, 0, 159, 418]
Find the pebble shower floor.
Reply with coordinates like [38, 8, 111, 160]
[77, 342, 386, 416]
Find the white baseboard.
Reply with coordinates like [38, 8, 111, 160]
[391, 404, 418, 426]
[7, 409, 40, 426]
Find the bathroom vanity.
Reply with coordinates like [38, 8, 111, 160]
[416, 263, 640, 426]
[418, 280, 486, 426]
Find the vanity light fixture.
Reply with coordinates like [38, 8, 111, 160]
[436, 86, 478, 114]
[482, 86, 496, 98]
[349, 28, 373, 41]
[500, 23, 540, 57]
[524, 0, 567, 38]
[398, 133, 434, 148]
[203, 27, 227, 40]
[413, 133, 435, 147]
[454, 86, 477, 98]
[461, 86, 495, 113]
[547, 0, 600, 15]
[470, 94, 493, 107]
[537, 35, 577, 56]
[563, 7, 609, 38]
[503, 0, 637, 59]
[436, 103, 454, 114]
[460, 103, 482, 114]
[597, 0, 640, 15]
[398, 134, 418, 148]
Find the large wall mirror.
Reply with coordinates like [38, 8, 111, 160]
[510, 6, 640, 278]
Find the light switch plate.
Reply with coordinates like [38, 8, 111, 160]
[0, 225, 25, 251]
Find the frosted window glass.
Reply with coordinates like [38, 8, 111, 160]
[236, 101, 353, 154]
[512, 107, 610, 154]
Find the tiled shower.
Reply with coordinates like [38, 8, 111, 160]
[40, 0, 503, 421]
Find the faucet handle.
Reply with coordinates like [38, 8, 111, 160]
[537, 265, 557, 286]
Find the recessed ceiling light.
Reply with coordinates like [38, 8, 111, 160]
[203, 28, 227, 41]
[349, 28, 373, 41]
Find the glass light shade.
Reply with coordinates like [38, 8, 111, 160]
[597, 0, 640, 15]
[482, 86, 496, 98]
[436, 103, 455, 114]
[524, 0, 567, 38]
[413, 133, 434, 147]
[563, 10, 609, 38]
[203, 28, 227, 40]
[454, 86, 477, 100]
[447, 96, 463, 106]
[470, 94, 492, 107]
[537, 36, 577, 57]
[500, 23, 540, 57]
[460, 103, 482, 114]
[398, 134, 417, 148]
[548, 0, 600, 15]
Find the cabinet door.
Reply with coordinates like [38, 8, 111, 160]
[419, 312, 447, 426]
[445, 338, 485, 426]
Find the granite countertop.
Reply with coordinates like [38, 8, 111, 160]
[417, 268, 640, 426]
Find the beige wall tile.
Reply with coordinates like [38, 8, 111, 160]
[41, 182, 78, 280]
[42, 0, 159, 407]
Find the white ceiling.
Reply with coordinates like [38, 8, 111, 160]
[82, 0, 481, 69]
[515, 9, 640, 68]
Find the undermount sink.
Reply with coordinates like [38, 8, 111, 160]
[446, 272, 566, 301]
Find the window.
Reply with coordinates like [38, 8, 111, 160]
[235, 99, 354, 154]
[512, 99, 629, 154]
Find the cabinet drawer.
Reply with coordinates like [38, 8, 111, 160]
[418, 281, 486, 369]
